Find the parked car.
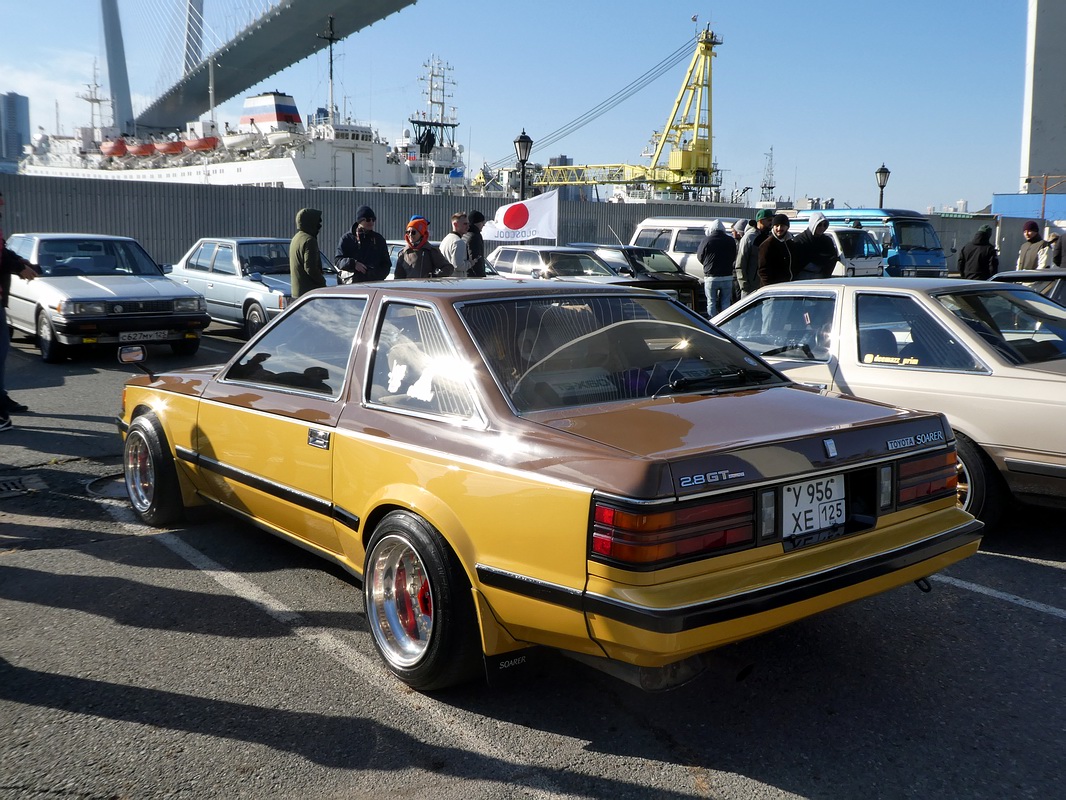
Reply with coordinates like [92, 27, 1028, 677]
[487, 244, 703, 313]
[630, 216, 737, 281]
[168, 237, 338, 338]
[991, 267, 1066, 306]
[567, 243, 707, 314]
[713, 277, 1066, 526]
[828, 226, 884, 277]
[118, 280, 981, 692]
[4, 233, 209, 362]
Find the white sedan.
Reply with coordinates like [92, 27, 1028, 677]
[713, 277, 1066, 527]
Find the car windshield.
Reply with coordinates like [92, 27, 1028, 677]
[935, 289, 1066, 364]
[894, 220, 942, 252]
[459, 295, 783, 413]
[36, 239, 162, 276]
[837, 230, 881, 259]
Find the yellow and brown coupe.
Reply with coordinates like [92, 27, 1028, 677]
[118, 280, 982, 691]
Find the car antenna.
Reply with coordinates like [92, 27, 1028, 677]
[607, 224, 624, 245]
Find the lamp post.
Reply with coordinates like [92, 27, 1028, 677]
[514, 129, 533, 200]
[875, 163, 891, 209]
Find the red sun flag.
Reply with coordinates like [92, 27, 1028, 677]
[481, 190, 559, 241]
[503, 204, 530, 230]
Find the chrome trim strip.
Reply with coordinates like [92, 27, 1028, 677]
[1004, 458, 1066, 479]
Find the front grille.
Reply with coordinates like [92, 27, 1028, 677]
[107, 300, 173, 315]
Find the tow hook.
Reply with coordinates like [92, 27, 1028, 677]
[914, 577, 932, 593]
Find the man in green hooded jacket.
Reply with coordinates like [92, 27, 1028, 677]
[290, 208, 324, 298]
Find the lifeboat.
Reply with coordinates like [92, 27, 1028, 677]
[154, 140, 186, 155]
[100, 139, 127, 157]
[266, 130, 299, 146]
[222, 132, 257, 150]
[127, 141, 155, 157]
[183, 136, 219, 152]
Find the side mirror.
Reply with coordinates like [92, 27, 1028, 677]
[117, 345, 155, 380]
[161, 263, 173, 274]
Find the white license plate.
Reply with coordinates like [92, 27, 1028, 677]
[119, 330, 167, 342]
[783, 475, 846, 537]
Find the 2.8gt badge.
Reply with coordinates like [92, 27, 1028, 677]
[678, 468, 747, 489]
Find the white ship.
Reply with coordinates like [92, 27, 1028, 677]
[20, 88, 420, 190]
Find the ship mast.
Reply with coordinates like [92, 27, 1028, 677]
[76, 62, 108, 131]
[316, 15, 340, 125]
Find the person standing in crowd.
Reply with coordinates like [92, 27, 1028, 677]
[439, 212, 471, 277]
[1, 193, 38, 429]
[1048, 232, 1061, 267]
[289, 208, 324, 298]
[464, 209, 488, 277]
[1016, 220, 1050, 269]
[957, 224, 999, 280]
[791, 211, 839, 280]
[757, 214, 796, 286]
[394, 217, 452, 279]
[735, 208, 774, 297]
[335, 205, 390, 283]
[696, 220, 738, 316]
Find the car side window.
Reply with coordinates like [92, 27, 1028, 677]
[8, 236, 32, 259]
[634, 229, 671, 249]
[855, 293, 980, 370]
[492, 248, 516, 275]
[675, 228, 706, 254]
[716, 295, 835, 362]
[514, 251, 540, 275]
[225, 296, 367, 397]
[212, 245, 236, 275]
[368, 302, 478, 420]
[189, 242, 215, 272]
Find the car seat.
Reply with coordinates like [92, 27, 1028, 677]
[859, 328, 898, 360]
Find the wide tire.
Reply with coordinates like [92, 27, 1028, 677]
[36, 312, 69, 363]
[243, 303, 267, 339]
[124, 414, 184, 526]
[170, 338, 201, 356]
[364, 511, 481, 691]
[955, 433, 1004, 528]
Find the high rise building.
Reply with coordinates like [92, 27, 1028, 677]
[1, 92, 31, 173]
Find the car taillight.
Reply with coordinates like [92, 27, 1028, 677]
[591, 495, 754, 569]
[897, 451, 957, 506]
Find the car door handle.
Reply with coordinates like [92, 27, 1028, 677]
[307, 429, 331, 450]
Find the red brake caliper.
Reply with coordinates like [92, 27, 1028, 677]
[394, 560, 418, 638]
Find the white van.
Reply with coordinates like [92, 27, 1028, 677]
[826, 226, 884, 277]
[630, 216, 738, 281]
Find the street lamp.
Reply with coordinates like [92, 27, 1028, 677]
[875, 163, 891, 209]
[514, 129, 533, 200]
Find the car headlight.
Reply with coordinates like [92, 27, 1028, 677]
[173, 297, 206, 312]
[56, 300, 107, 315]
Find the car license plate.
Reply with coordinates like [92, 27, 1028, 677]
[783, 475, 846, 537]
[119, 330, 167, 342]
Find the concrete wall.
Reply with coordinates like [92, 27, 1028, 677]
[1020, 0, 1066, 192]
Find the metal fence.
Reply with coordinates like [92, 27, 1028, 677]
[2, 173, 1025, 273]
[0, 174, 746, 264]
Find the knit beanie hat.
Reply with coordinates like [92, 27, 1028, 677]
[405, 217, 429, 248]
[772, 213, 791, 227]
[355, 205, 376, 222]
[468, 209, 486, 225]
[1023, 220, 1039, 233]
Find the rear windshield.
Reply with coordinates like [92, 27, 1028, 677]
[459, 295, 783, 413]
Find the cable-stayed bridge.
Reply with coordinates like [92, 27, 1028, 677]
[102, 0, 415, 133]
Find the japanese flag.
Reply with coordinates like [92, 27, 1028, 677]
[482, 190, 559, 241]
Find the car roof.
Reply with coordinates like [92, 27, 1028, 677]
[15, 232, 138, 242]
[309, 277, 651, 302]
[755, 277, 1012, 292]
[493, 245, 606, 254]
[991, 268, 1066, 280]
[194, 237, 289, 244]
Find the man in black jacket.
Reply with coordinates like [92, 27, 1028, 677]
[957, 225, 999, 280]
[463, 209, 488, 277]
[335, 205, 391, 283]
[1, 192, 39, 426]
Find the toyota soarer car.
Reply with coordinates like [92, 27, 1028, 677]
[118, 280, 982, 691]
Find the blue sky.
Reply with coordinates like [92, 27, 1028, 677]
[2, 0, 1029, 212]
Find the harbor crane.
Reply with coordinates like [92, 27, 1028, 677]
[535, 26, 723, 199]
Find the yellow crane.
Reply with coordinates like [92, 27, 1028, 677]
[535, 26, 723, 197]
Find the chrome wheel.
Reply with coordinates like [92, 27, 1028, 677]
[124, 428, 157, 515]
[366, 534, 435, 668]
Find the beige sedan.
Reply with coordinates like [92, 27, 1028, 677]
[714, 277, 1066, 527]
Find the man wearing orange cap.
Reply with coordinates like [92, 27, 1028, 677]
[394, 217, 453, 279]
